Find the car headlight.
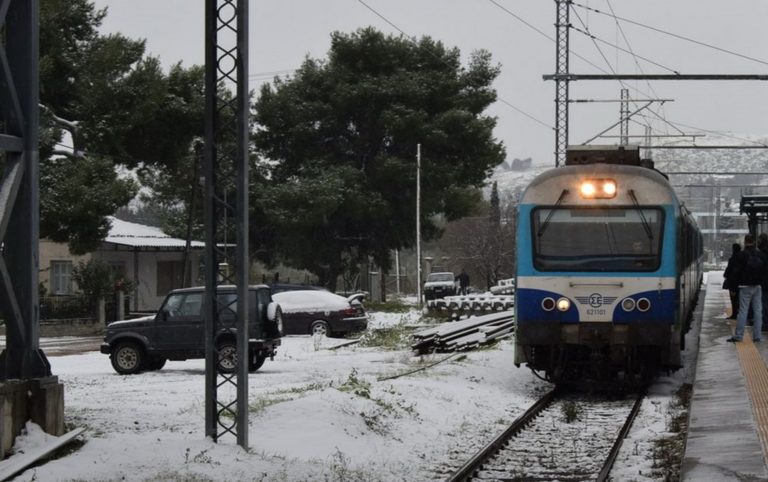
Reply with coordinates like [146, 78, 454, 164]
[556, 297, 571, 312]
[621, 298, 636, 312]
[541, 297, 555, 311]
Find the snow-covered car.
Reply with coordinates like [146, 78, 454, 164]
[100, 285, 282, 375]
[272, 290, 368, 337]
[423, 271, 457, 301]
[269, 283, 326, 295]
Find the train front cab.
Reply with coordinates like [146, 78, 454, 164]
[513, 167, 701, 383]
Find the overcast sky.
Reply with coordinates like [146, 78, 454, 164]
[91, 0, 768, 166]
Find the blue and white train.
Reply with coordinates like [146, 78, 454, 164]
[514, 150, 703, 383]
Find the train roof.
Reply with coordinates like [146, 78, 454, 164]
[520, 163, 682, 207]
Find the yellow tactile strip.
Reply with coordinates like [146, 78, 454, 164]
[732, 321, 768, 462]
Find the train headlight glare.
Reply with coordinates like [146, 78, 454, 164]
[621, 298, 636, 312]
[637, 298, 651, 312]
[556, 297, 571, 312]
[580, 182, 596, 197]
[580, 178, 617, 199]
[541, 297, 555, 311]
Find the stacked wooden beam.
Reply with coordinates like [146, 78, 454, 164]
[411, 311, 515, 354]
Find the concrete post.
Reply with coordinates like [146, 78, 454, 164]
[97, 298, 105, 325]
[116, 290, 125, 321]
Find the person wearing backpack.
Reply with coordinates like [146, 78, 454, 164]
[728, 233, 768, 343]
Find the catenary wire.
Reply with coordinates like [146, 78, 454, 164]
[487, 0, 672, 134]
[603, 0, 665, 132]
[569, 24, 680, 74]
[357, 0, 554, 130]
[572, 1, 768, 68]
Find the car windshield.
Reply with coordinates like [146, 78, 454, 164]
[532, 207, 663, 272]
[427, 273, 454, 282]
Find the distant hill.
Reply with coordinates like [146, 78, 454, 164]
[488, 135, 768, 214]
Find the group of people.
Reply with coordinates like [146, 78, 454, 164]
[723, 233, 768, 342]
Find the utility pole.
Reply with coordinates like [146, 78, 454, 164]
[394, 249, 401, 295]
[204, 0, 250, 448]
[620, 89, 629, 146]
[416, 144, 422, 307]
[554, 0, 570, 167]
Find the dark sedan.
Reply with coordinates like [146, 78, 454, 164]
[272, 290, 368, 337]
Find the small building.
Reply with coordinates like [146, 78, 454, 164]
[39, 217, 204, 313]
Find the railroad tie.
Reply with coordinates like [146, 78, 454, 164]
[731, 321, 768, 462]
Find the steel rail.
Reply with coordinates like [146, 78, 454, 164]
[595, 390, 647, 482]
[446, 389, 558, 482]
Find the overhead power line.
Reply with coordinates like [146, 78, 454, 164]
[487, 0, 672, 132]
[357, 0, 554, 130]
[569, 25, 680, 74]
[571, 1, 768, 68]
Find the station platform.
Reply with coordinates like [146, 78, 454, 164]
[682, 272, 768, 480]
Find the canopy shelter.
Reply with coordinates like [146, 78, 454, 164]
[739, 195, 768, 236]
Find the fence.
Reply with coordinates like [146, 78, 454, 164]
[40, 292, 132, 324]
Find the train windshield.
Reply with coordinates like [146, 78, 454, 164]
[532, 207, 664, 272]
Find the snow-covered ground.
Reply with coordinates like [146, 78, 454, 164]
[8, 304, 701, 481]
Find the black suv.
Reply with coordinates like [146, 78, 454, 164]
[101, 285, 282, 375]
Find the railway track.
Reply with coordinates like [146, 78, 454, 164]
[447, 388, 645, 482]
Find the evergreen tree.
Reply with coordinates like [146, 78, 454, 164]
[253, 28, 505, 289]
[38, 0, 205, 253]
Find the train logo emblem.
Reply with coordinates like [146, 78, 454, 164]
[589, 293, 603, 308]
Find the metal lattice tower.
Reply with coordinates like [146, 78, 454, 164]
[620, 88, 630, 146]
[0, 0, 50, 380]
[204, 0, 250, 447]
[554, 0, 571, 167]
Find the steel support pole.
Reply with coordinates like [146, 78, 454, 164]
[554, 0, 571, 167]
[0, 0, 50, 380]
[619, 89, 629, 146]
[204, 0, 249, 448]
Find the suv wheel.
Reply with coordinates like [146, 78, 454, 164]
[217, 341, 237, 374]
[249, 353, 266, 372]
[111, 342, 144, 375]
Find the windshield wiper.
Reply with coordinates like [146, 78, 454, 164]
[628, 189, 654, 242]
[537, 189, 569, 238]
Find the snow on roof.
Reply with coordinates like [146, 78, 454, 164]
[103, 217, 205, 249]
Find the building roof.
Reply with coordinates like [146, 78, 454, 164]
[103, 217, 205, 249]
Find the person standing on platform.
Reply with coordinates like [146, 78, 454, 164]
[728, 233, 768, 343]
[723, 242, 741, 320]
[758, 233, 768, 332]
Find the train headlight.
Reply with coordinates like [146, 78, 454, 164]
[541, 297, 556, 311]
[637, 298, 651, 312]
[580, 182, 596, 197]
[556, 297, 571, 312]
[579, 178, 617, 199]
[621, 298, 636, 312]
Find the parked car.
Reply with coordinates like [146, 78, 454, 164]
[100, 285, 282, 375]
[272, 290, 368, 337]
[490, 277, 516, 295]
[423, 271, 457, 300]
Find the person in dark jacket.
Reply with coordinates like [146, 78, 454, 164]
[728, 233, 768, 343]
[723, 242, 741, 320]
[455, 269, 470, 296]
[759, 233, 768, 330]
